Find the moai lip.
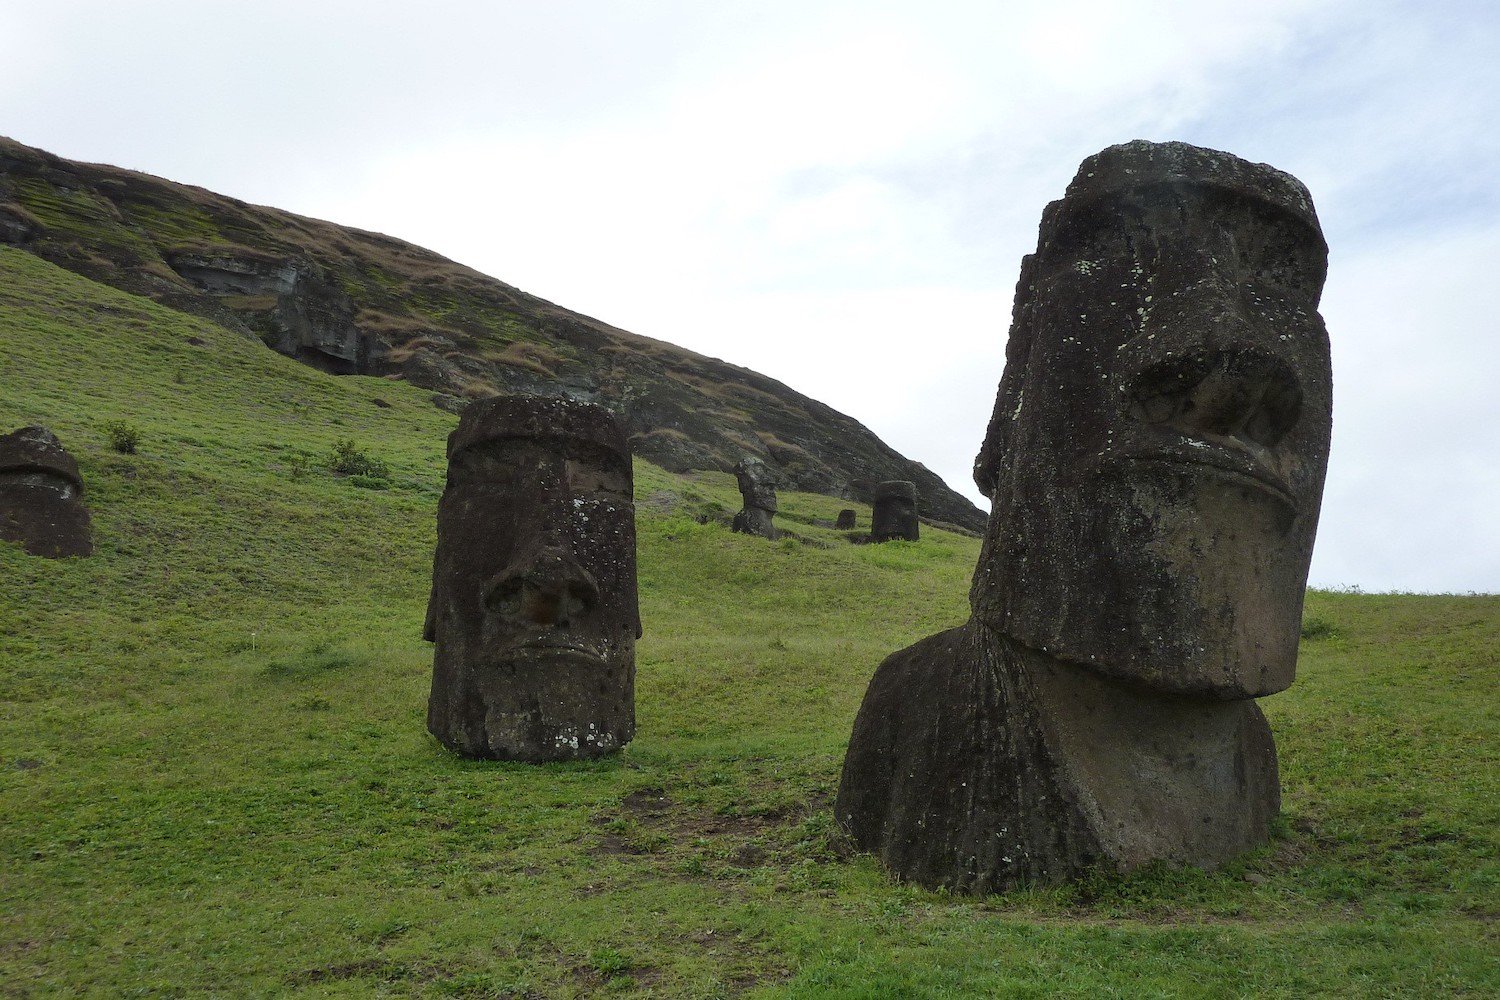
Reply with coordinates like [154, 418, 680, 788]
[971, 139, 1331, 699]
[731, 455, 779, 540]
[870, 481, 919, 542]
[837, 140, 1333, 892]
[424, 395, 640, 762]
[0, 426, 93, 559]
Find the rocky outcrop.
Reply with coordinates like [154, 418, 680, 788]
[163, 251, 387, 374]
[0, 136, 985, 531]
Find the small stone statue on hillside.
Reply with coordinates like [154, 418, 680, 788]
[424, 395, 640, 762]
[836, 140, 1334, 892]
[836, 509, 857, 530]
[0, 426, 93, 558]
[731, 456, 779, 540]
[870, 481, 919, 542]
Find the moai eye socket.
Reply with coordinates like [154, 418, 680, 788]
[1128, 350, 1302, 447]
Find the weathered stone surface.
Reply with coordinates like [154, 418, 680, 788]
[870, 481, 919, 542]
[835, 508, 857, 530]
[0, 426, 92, 558]
[837, 140, 1333, 891]
[425, 395, 640, 762]
[165, 251, 389, 375]
[730, 456, 779, 539]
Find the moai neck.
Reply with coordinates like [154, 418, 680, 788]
[1000, 629, 1281, 869]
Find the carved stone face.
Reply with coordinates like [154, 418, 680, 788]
[871, 481, 919, 542]
[734, 456, 778, 512]
[0, 426, 92, 559]
[426, 396, 639, 761]
[970, 141, 1332, 699]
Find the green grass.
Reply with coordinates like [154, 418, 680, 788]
[1, 245, 1496, 996]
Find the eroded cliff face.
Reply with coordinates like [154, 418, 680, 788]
[0, 136, 984, 530]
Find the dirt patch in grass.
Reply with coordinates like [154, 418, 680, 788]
[289, 957, 458, 985]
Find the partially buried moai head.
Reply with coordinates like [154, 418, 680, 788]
[734, 456, 778, 512]
[0, 426, 93, 558]
[969, 140, 1333, 699]
[870, 481, 919, 542]
[425, 396, 639, 762]
[731, 455, 779, 540]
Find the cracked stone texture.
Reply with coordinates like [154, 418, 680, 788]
[424, 396, 640, 762]
[837, 140, 1333, 891]
[731, 455, 779, 539]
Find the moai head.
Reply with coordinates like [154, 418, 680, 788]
[970, 141, 1333, 699]
[425, 396, 639, 761]
[836, 508, 857, 530]
[734, 456, 779, 513]
[731, 456, 779, 539]
[0, 426, 92, 558]
[871, 481, 919, 542]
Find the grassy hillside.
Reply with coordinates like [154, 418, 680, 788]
[1, 245, 1496, 997]
[0, 136, 985, 531]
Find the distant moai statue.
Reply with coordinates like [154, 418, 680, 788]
[425, 396, 640, 762]
[835, 509, 857, 530]
[731, 456, 778, 540]
[870, 481, 919, 542]
[0, 426, 92, 558]
[837, 141, 1334, 892]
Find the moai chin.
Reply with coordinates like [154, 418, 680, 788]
[870, 481, 919, 542]
[425, 395, 640, 762]
[835, 509, 857, 530]
[837, 140, 1333, 892]
[730, 456, 779, 540]
[0, 426, 93, 558]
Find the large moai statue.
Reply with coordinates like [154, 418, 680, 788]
[870, 481, 919, 542]
[425, 396, 641, 762]
[731, 456, 779, 539]
[836, 141, 1333, 892]
[0, 426, 93, 558]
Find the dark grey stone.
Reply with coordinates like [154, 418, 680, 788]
[837, 140, 1333, 891]
[870, 481, 919, 542]
[425, 395, 640, 762]
[730, 456, 779, 539]
[835, 508, 857, 530]
[0, 426, 92, 558]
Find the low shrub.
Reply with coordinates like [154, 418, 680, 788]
[102, 420, 141, 454]
[327, 438, 390, 480]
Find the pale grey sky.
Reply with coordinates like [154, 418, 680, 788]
[3, 0, 1496, 592]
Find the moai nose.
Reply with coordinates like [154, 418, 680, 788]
[484, 543, 601, 629]
[1129, 349, 1302, 449]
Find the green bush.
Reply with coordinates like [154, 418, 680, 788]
[326, 438, 389, 480]
[102, 419, 141, 454]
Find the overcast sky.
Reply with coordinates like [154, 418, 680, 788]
[3, 0, 1496, 593]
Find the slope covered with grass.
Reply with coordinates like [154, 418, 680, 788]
[1, 246, 1496, 996]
